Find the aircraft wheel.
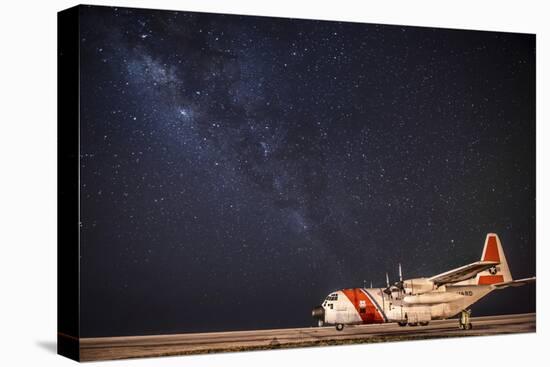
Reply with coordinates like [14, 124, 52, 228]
[335, 323, 344, 331]
[398, 321, 407, 327]
[459, 309, 472, 330]
[419, 322, 429, 326]
[318, 320, 324, 327]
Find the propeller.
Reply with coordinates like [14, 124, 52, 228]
[399, 263, 403, 282]
[383, 263, 407, 296]
[383, 272, 392, 295]
[395, 263, 405, 291]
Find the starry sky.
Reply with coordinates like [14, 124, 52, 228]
[78, 5, 535, 337]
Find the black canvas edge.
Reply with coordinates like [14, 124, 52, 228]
[58, 5, 81, 362]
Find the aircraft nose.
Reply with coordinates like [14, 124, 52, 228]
[311, 305, 325, 320]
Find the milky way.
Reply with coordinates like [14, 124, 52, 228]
[78, 5, 535, 336]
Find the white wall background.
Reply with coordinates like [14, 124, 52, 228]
[0, 0, 546, 366]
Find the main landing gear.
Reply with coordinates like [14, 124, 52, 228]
[459, 309, 473, 330]
[407, 321, 429, 327]
[397, 315, 429, 327]
[336, 323, 345, 331]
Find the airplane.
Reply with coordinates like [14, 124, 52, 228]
[311, 233, 535, 330]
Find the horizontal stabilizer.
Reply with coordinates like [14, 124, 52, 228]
[491, 277, 536, 289]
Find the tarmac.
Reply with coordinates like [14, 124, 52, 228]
[79, 313, 535, 361]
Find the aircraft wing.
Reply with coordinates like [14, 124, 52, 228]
[429, 260, 500, 285]
[491, 277, 536, 289]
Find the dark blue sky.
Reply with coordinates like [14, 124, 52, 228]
[78, 5, 535, 337]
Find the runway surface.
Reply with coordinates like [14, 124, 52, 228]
[79, 313, 535, 361]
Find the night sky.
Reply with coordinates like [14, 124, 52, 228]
[78, 5, 535, 337]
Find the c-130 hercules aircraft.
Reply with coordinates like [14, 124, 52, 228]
[312, 233, 535, 330]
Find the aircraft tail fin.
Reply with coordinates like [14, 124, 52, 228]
[476, 233, 512, 285]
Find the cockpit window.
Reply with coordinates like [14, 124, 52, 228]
[326, 293, 338, 301]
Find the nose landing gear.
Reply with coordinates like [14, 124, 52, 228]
[335, 323, 345, 331]
[459, 309, 473, 330]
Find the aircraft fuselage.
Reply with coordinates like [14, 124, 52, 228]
[313, 285, 493, 327]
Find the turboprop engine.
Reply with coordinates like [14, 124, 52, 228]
[402, 278, 435, 295]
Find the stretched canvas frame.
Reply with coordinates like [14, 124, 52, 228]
[58, 5, 536, 362]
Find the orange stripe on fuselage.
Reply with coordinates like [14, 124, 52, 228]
[483, 235, 500, 262]
[341, 288, 384, 324]
[478, 275, 504, 285]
